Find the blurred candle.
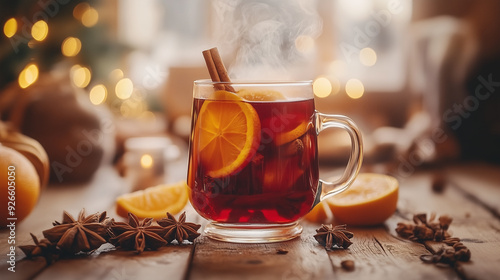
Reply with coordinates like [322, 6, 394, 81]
[124, 136, 172, 191]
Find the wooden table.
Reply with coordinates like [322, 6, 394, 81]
[1, 158, 500, 280]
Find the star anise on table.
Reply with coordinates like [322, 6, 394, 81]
[42, 209, 111, 254]
[314, 224, 354, 250]
[19, 233, 60, 264]
[109, 213, 167, 253]
[157, 212, 201, 243]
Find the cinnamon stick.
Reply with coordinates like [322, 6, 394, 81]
[202, 47, 235, 92]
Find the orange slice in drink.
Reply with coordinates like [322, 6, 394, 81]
[326, 173, 399, 226]
[195, 92, 261, 178]
[274, 121, 310, 146]
[237, 89, 286, 101]
[116, 181, 189, 219]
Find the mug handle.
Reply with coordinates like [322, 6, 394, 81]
[312, 112, 363, 207]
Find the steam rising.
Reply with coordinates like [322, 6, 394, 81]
[212, 0, 322, 80]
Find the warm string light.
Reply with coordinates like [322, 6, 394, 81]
[140, 154, 153, 169]
[31, 20, 48, 41]
[3, 18, 17, 38]
[359, 47, 377, 66]
[115, 78, 133, 99]
[61, 37, 82, 57]
[71, 65, 91, 88]
[18, 64, 39, 89]
[345, 79, 364, 99]
[81, 7, 99, 27]
[89, 84, 107, 105]
[73, 2, 99, 27]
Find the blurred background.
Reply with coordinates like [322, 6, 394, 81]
[1, 0, 499, 185]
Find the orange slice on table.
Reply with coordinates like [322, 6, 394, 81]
[236, 89, 286, 101]
[195, 91, 261, 178]
[116, 181, 189, 219]
[326, 173, 399, 226]
[274, 121, 310, 146]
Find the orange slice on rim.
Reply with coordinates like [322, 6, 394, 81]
[194, 91, 261, 177]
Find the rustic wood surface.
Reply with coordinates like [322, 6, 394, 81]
[1, 160, 499, 280]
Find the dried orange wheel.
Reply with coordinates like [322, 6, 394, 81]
[195, 93, 261, 178]
[116, 181, 189, 219]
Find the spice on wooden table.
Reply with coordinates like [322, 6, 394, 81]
[42, 209, 111, 254]
[314, 224, 354, 250]
[109, 212, 167, 253]
[157, 212, 201, 243]
[341, 260, 355, 271]
[19, 233, 60, 264]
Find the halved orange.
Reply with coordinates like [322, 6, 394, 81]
[195, 92, 261, 178]
[274, 121, 310, 146]
[326, 173, 399, 226]
[116, 181, 189, 219]
[236, 89, 286, 101]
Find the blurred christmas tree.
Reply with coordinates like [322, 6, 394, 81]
[0, 0, 129, 107]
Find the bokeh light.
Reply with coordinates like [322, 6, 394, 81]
[109, 69, 124, 81]
[73, 2, 90, 20]
[345, 79, 364, 99]
[89, 84, 107, 105]
[115, 78, 133, 99]
[61, 37, 82, 57]
[31, 20, 48, 41]
[295, 35, 315, 53]
[81, 7, 99, 27]
[140, 154, 153, 169]
[71, 65, 91, 88]
[18, 64, 39, 89]
[3, 18, 17, 38]
[313, 77, 332, 98]
[327, 60, 346, 75]
[359, 47, 377, 66]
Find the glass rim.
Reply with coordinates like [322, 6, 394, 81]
[194, 79, 313, 87]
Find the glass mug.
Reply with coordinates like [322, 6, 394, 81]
[187, 80, 363, 243]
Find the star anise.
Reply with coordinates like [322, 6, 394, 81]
[42, 209, 111, 254]
[157, 212, 201, 243]
[314, 224, 354, 250]
[19, 233, 60, 264]
[109, 213, 167, 253]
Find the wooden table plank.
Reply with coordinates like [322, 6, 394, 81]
[391, 168, 500, 280]
[34, 245, 193, 280]
[188, 225, 334, 280]
[325, 224, 457, 280]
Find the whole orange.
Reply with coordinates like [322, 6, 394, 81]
[0, 145, 40, 228]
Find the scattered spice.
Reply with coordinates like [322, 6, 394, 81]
[157, 212, 201, 243]
[276, 248, 289, 255]
[396, 213, 452, 242]
[21, 209, 202, 263]
[341, 260, 355, 271]
[42, 209, 111, 254]
[109, 213, 167, 253]
[431, 174, 446, 193]
[314, 224, 353, 250]
[19, 233, 59, 264]
[396, 213, 471, 270]
[420, 243, 471, 265]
